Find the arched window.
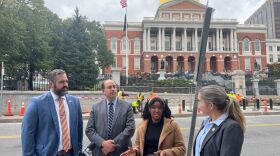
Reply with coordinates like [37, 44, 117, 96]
[111, 37, 117, 53]
[134, 37, 140, 53]
[243, 38, 250, 54]
[255, 39, 261, 54]
[122, 37, 130, 52]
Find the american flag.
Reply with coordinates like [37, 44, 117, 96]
[120, 0, 127, 8]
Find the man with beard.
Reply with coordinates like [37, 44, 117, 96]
[21, 69, 83, 156]
[85, 80, 135, 156]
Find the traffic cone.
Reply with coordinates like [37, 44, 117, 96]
[264, 98, 268, 112]
[19, 102, 25, 116]
[178, 97, 182, 114]
[5, 98, 13, 116]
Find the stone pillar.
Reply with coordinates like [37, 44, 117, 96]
[111, 68, 121, 86]
[162, 28, 165, 51]
[232, 70, 246, 96]
[234, 30, 237, 51]
[173, 27, 176, 51]
[143, 28, 146, 51]
[184, 28, 187, 51]
[252, 79, 260, 96]
[274, 79, 280, 96]
[230, 29, 234, 51]
[158, 28, 161, 51]
[220, 29, 223, 51]
[216, 29, 219, 51]
[195, 28, 198, 51]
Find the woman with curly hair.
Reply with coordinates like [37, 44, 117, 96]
[121, 96, 186, 156]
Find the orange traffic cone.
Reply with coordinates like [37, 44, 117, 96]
[178, 97, 182, 114]
[264, 98, 268, 112]
[5, 98, 13, 116]
[19, 102, 25, 116]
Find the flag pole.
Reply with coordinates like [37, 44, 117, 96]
[125, 6, 128, 85]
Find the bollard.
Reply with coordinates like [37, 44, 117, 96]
[269, 98, 273, 110]
[182, 99, 185, 111]
[165, 99, 168, 106]
[242, 98, 246, 110]
[256, 98, 260, 110]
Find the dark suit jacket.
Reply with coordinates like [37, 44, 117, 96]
[85, 97, 135, 156]
[193, 118, 244, 156]
[21, 92, 83, 156]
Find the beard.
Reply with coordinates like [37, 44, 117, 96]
[53, 85, 68, 97]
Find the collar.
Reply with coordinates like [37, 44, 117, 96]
[50, 90, 66, 101]
[106, 98, 117, 105]
[203, 113, 228, 127]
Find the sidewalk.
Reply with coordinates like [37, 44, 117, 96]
[1, 106, 279, 123]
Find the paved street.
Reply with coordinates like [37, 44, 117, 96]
[0, 115, 279, 156]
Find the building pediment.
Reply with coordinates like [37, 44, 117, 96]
[160, 0, 206, 11]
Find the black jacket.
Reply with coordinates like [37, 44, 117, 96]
[193, 118, 244, 156]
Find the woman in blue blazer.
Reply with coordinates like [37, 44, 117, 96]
[194, 85, 246, 156]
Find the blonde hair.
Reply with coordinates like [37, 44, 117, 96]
[199, 85, 246, 132]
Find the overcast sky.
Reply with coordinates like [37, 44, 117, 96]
[44, 0, 266, 24]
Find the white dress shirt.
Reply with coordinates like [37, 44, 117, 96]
[50, 91, 72, 151]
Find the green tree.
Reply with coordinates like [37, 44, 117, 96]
[55, 8, 98, 90]
[267, 63, 280, 78]
[86, 21, 114, 74]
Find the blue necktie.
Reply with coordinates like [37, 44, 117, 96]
[107, 102, 114, 138]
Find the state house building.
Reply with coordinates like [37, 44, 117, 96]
[104, 0, 267, 76]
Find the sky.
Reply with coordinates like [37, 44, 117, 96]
[43, 0, 267, 24]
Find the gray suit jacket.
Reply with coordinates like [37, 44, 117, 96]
[193, 118, 244, 156]
[85, 97, 135, 156]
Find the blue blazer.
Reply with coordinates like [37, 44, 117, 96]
[21, 92, 83, 156]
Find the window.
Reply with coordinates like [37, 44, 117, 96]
[243, 38, 250, 54]
[255, 58, 261, 69]
[245, 58, 251, 71]
[277, 46, 280, 52]
[187, 36, 192, 50]
[254, 39, 261, 53]
[176, 36, 182, 50]
[134, 37, 140, 53]
[208, 36, 213, 51]
[269, 54, 273, 63]
[122, 56, 128, 69]
[162, 13, 169, 20]
[183, 14, 190, 20]
[150, 38, 157, 51]
[122, 37, 130, 52]
[111, 37, 117, 53]
[165, 34, 171, 50]
[173, 14, 180, 20]
[134, 57, 140, 69]
[269, 46, 273, 51]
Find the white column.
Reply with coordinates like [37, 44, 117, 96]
[173, 27, 176, 51]
[234, 30, 238, 51]
[158, 28, 161, 51]
[162, 28, 165, 51]
[216, 29, 219, 51]
[220, 29, 223, 51]
[143, 28, 146, 51]
[230, 29, 234, 51]
[148, 27, 151, 51]
[226, 32, 230, 51]
[206, 36, 209, 51]
[192, 30, 195, 51]
[184, 28, 187, 51]
[213, 33, 216, 51]
[195, 28, 198, 51]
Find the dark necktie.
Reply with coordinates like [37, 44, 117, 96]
[107, 102, 114, 138]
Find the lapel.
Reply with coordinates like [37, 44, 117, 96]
[139, 120, 149, 152]
[200, 124, 221, 151]
[46, 92, 60, 138]
[158, 118, 173, 149]
[111, 98, 121, 130]
[65, 95, 75, 138]
[102, 99, 108, 130]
